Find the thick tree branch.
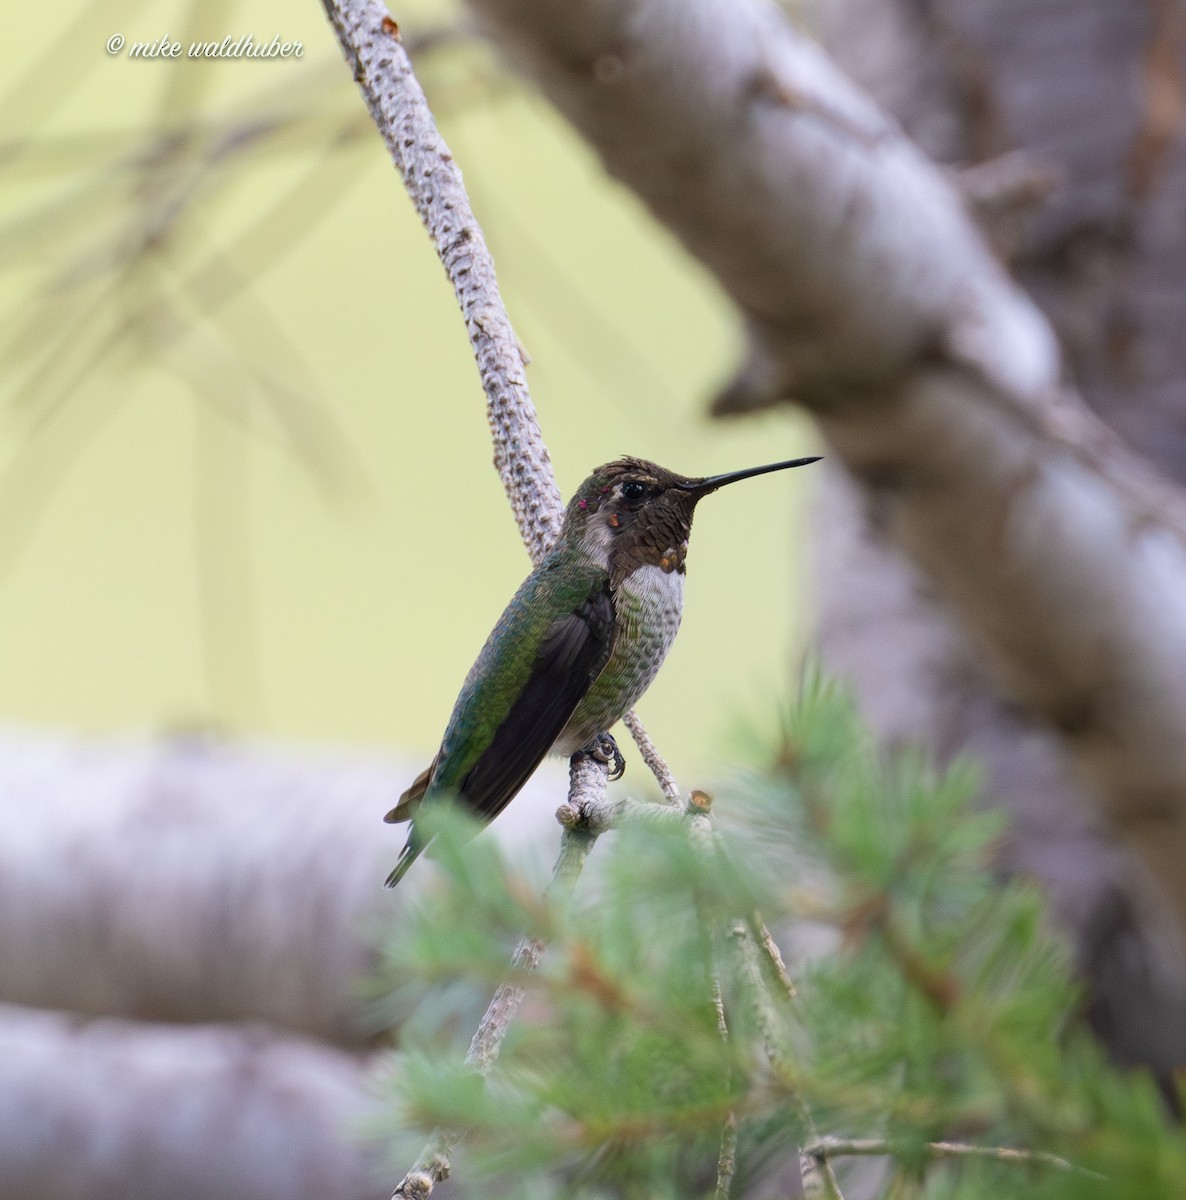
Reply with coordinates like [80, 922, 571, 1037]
[465, 0, 1057, 404]
[0, 1004, 385, 1200]
[462, 0, 1186, 1015]
[814, 0, 1186, 1077]
[0, 727, 564, 1042]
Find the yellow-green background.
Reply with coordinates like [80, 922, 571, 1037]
[1, 0, 817, 781]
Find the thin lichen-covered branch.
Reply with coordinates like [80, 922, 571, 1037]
[391, 753, 611, 1199]
[804, 1136, 1102, 1180]
[319, 3, 695, 1193]
[318, 0, 562, 561]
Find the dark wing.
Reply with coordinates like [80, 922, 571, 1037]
[458, 584, 615, 823]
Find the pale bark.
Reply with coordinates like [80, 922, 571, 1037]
[814, 0, 1186, 1073]
[320, 0, 564, 563]
[0, 1005, 385, 1200]
[0, 729, 564, 1197]
[0, 726, 562, 1042]
[461, 0, 1186, 1072]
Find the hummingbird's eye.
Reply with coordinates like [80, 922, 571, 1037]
[620, 481, 648, 501]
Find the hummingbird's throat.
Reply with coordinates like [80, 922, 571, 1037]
[656, 542, 688, 573]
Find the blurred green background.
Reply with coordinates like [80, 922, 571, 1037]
[1, 0, 817, 782]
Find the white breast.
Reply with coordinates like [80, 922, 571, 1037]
[555, 564, 685, 754]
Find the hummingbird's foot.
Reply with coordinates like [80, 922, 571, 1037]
[584, 732, 626, 781]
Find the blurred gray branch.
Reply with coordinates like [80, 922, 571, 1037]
[0, 727, 565, 1041]
[0, 727, 565, 1197]
[461, 0, 1186, 1081]
[813, 0, 1186, 1075]
[0, 1005, 385, 1200]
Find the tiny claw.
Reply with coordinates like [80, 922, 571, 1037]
[586, 732, 626, 781]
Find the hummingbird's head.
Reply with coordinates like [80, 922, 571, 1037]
[564, 454, 820, 582]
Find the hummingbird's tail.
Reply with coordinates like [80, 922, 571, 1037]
[384, 759, 436, 887]
[384, 829, 426, 888]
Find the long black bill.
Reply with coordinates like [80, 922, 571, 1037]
[680, 455, 822, 499]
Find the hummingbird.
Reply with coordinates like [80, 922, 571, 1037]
[384, 453, 820, 886]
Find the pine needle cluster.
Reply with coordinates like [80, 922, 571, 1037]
[373, 678, 1186, 1198]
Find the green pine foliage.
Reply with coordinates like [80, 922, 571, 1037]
[374, 677, 1186, 1198]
